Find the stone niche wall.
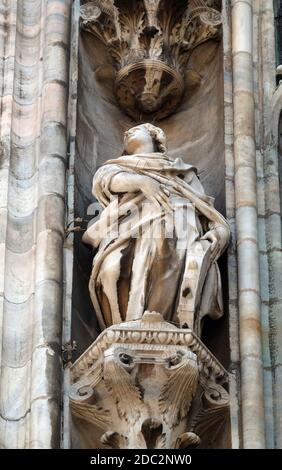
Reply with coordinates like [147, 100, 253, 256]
[71, 16, 229, 367]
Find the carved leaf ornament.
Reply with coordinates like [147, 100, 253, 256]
[70, 312, 230, 448]
[80, 0, 222, 120]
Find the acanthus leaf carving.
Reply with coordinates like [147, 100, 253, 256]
[79, 0, 222, 120]
[188, 378, 230, 448]
[70, 401, 111, 430]
[69, 312, 230, 449]
[159, 350, 199, 427]
[103, 352, 144, 424]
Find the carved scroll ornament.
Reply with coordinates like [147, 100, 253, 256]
[80, 0, 222, 120]
[70, 312, 230, 449]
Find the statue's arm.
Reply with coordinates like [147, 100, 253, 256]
[93, 166, 171, 211]
[110, 172, 154, 194]
[110, 172, 172, 212]
[92, 166, 154, 205]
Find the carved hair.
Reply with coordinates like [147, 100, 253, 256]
[124, 123, 167, 154]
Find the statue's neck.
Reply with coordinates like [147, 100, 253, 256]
[129, 144, 155, 154]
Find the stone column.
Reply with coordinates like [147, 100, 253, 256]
[62, 0, 80, 450]
[262, 0, 282, 447]
[0, 1, 17, 372]
[0, 0, 71, 448]
[231, 0, 265, 448]
[222, 0, 240, 449]
[259, 0, 280, 449]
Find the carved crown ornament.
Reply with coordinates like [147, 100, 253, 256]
[80, 0, 222, 120]
[69, 312, 230, 449]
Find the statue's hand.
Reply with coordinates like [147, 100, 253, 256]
[141, 179, 173, 212]
[201, 225, 229, 260]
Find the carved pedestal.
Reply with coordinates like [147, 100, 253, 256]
[70, 312, 230, 449]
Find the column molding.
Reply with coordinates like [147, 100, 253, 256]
[231, 0, 266, 448]
[0, 0, 71, 448]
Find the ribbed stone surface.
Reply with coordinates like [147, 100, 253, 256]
[0, 0, 70, 449]
[0, 0, 281, 451]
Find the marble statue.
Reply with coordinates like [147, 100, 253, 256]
[83, 123, 230, 335]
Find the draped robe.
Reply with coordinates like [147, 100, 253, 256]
[83, 153, 230, 334]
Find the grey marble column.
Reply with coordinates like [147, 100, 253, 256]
[263, 1, 282, 442]
[0, 0, 71, 448]
[231, 0, 265, 448]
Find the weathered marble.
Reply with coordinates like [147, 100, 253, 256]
[70, 311, 230, 449]
[0, 0, 281, 450]
[0, 0, 71, 449]
[79, 0, 222, 120]
[83, 124, 230, 335]
[232, 0, 265, 449]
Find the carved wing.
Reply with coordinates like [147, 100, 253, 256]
[70, 400, 111, 430]
[103, 358, 143, 424]
[159, 354, 199, 427]
[191, 382, 230, 448]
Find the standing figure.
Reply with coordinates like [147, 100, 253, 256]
[83, 124, 230, 334]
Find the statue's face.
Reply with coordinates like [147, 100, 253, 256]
[124, 126, 154, 154]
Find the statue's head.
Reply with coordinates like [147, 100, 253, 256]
[123, 123, 167, 155]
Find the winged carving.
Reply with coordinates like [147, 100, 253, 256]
[159, 351, 199, 427]
[70, 401, 111, 429]
[69, 312, 230, 449]
[103, 357, 143, 423]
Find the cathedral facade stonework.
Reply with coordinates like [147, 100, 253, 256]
[0, 0, 281, 449]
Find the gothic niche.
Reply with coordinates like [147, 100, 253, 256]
[80, 0, 222, 120]
[70, 0, 230, 451]
[69, 123, 231, 449]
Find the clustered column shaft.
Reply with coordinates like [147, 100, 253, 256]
[232, 0, 265, 448]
